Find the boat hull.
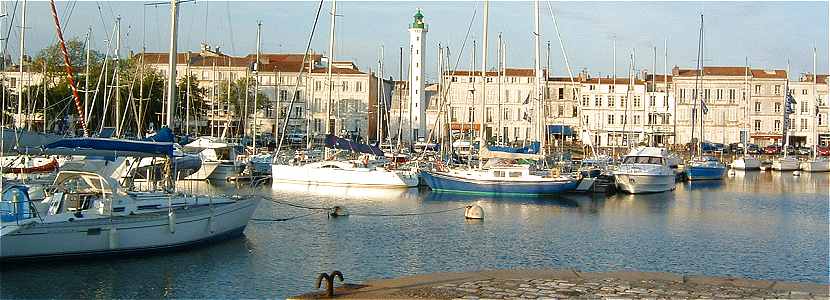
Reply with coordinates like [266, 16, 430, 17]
[183, 161, 221, 180]
[0, 199, 259, 261]
[685, 165, 726, 181]
[800, 159, 830, 172]
[614, 173, 676, 194]
[420, 171, 577, 196]
[271, 164, 418, 188]
[731, 157, 761, 170]
[772, 158, 800, 171]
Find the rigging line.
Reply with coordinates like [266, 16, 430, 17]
[1, 0, 19, 59]
[59, 0, 78, 36]
[418, 6, 477, 161]
[545, 0, 578, 99]
[95, 1, 111, 41]
[249, 211, 322, 222]
[260, 196, 331, 210]
[349, 206, 467, 217]
[225, 1, 235, 54]
[274, 0, 325, 155]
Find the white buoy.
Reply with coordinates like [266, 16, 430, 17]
[793, 170, 801, 176]
[464, 205, 484, 220]
[108, 226, 119, 249]
[168, 210, 176, 233]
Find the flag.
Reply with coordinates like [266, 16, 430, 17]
[700, 98, 709, 115]
[785, 94, 796, 115]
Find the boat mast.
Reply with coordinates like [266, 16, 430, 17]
[533, 0, 544, 156]
[85, 27, 91, 126]
[497, 32, 502, 145]
[376, 45, 383, 143]
[783, 60, 790, 158]
[166, 0, 178, 130]
[16, 0, 26, 129]
[252, 21, 261, 151]
[186, 51, 191, 135]
[478, 0, 488, 167]
[115, 16, 122, 137]
[325, 0, 336, 136]
[816, 47, 818, 160]
[743, 57, 749, 156]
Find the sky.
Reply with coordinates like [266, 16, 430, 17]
[4, 1, 829, 82]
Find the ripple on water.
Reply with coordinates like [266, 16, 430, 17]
[1, 173, 827, 298]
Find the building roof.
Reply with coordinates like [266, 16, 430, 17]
[674, 66, 786, 79]
[800, 74, 828, 84]
[580, 77, 645, 85]
[644, 74, 673, 83]
[444, 68, 546, 77]
[310, 67, 365, 75]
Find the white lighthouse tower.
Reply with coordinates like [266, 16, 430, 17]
[408, 9, 428, 142]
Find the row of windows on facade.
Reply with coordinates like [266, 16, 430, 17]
[753, 100, 825, 115]
[580, 95, 670, 108]
[752, 115, 826, 132]
[676, 84, 797, 102]
[449, 87, 576, 103]
[581, 114, 672, 126]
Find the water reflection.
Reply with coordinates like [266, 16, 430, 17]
[1, 173, 827, 299]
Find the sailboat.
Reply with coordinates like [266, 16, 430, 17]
[421, 0, 577, 196]
[799, 49, 829, 172]
[684, 15, 726, 181]
[1, 0, 258, 261]
[730, 59, 761, 170]
[772, 63, 800, 171]
[269, 0, 418, 189]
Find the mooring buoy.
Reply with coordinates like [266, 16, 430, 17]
[793, 170, 801, 176]
[329, 206, 349, 218]
[464, 205, 484, 220]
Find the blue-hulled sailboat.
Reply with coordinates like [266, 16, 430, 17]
[684, 14, 726, 181]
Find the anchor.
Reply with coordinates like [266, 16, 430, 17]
[315, 271, 344, 297]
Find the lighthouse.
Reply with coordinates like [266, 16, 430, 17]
[408, 9, 427, 142]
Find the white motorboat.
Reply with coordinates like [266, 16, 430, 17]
[800, 157, 830, 172]
[0, 170, 259, 261]
[271, 159, 418, 188]
[182, 137, 246, 181]
[772, 156, 800, 171]
[731, 156, 761, 170]
[614, 147, 676, 194]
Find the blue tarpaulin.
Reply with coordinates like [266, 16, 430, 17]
[143, 127, 175, 143]
[547, 125, 574, 136]
[325, 134, 384, 156]
[487, 142, 540, 154]
[33, 138, 175, 157]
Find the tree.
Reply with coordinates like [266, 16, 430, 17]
[216, 75, 268, 136]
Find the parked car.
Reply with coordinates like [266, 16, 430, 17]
[785, 145, 797, 155]
[764, 145, 782, 155]
[727, 143, 743, 154]
[817, 146, 830, 156]
[797, 147, 812, 156]
[286, 132, 307, 145]
[746, 143, 762, 154]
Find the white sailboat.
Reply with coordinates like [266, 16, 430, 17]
[1, 169, 257, 261]
[772, 62, 800, 171]
[269, 0, 418, 189]
[181, 137, 245, 181]
[0, 0, 259, 261]
[731, 58, 761, 170]
[800, 48, 829, 172]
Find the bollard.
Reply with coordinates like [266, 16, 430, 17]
[315, 271, 344, 297]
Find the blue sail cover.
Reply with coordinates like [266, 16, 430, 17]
[325, 134, 383, 156]
[143, 127, 175, 143]
[487, 142, 540, 154]
[31, 138, 174, 157]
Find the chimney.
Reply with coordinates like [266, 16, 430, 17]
[672, 65, 680, 76]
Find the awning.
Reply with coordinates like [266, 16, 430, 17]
[547, 125, 574, 136]
[450, 123, 481, 131]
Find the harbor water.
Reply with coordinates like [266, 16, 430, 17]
[1, 171, 827, 298]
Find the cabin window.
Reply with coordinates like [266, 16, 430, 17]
[493, 171, 505, 177]
[509, 172, 522, 178]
